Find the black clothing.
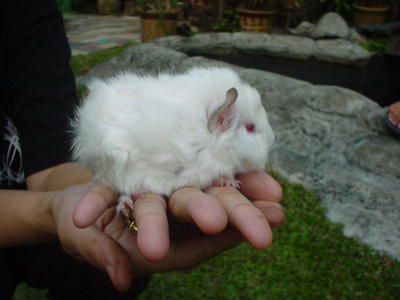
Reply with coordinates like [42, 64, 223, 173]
[0, 0, 77, 188]
[0, 1, 149, 298]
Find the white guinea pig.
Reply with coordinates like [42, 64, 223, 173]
[71, 67, 275, 215]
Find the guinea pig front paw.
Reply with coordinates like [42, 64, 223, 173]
[116, 194, 135, 219]
[214, 176, 241, 189]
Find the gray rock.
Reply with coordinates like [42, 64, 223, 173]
[150, 33, 237, 56]
[289, 21, 315, 37]
[311, 12, 351, 39]
[349, 28, 366, 44]
[76, 43, 188, 86]
[267, 35, 315, 60]
[152, 32, 369, 66]
[77, 38, 399, 259]
[313, 39, 371, 66]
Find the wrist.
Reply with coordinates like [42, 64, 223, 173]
[32, 190, 59, 241]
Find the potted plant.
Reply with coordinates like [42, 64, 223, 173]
[136, 0, 180, 42]
[236, 0, 279, 32]
[352, 0, 391, 25]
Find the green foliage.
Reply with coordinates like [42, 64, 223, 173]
[56, 0, 71, 13]
[138, 172, 400, 300]
[359, 40, 388, 55]
[319, 0, 353, 13]
[212, 9, 240, 32]
[71, 0, 97, 13]
[136, 0, 178, 12]
[13, 282, 48, 300]
[238, 0, 279, 11]
[76, 84, 89, 101]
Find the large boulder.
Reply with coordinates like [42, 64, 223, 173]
[313, 39, 371, 65]
[311, 12, 351, 39]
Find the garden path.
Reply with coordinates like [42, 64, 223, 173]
[65, 14, 141, 55]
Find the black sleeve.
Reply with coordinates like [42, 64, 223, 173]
[6, 0, 79, 177]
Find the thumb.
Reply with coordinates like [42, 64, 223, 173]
[73, 183, 118, 228]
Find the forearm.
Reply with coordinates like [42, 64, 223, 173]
[27, 162, 92, 191]
[0, 189, 57, 247]
[0, 163, 91, 246]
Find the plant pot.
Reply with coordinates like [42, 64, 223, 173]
[352, 3, 390, 26]
[236, 8, 278, 32]
[140, 9, 179, 42]
[97, 0, 120, 15]
[283, 0, 299, 9]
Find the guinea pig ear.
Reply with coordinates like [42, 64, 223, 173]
[207, 87, 238, 133]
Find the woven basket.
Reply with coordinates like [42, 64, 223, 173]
[140, 10, 179, 42]
[352, 3, 390, 26]
[237, 8, 277, 32]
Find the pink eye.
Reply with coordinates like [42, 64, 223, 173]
[245, 123, 255, 133]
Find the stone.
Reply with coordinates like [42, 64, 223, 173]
[76, 43, 188, 86]
[152, 33, 237, 56]
[313, 39, 371, 66]
[149, 32, 370, 66]
[77, 38, 399, 259]
[267, 35, 315, 60]
[311, 12, 351, 39]
[289, 21, 315, 37]
[349, 28, 366, 44]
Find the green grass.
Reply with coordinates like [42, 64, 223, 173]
[70, 42, 135, 100]
[69, 41, 135, 77]
[137, 172, 400, 299]
[15, 46, 400, 300]
[14, 283, 48, 300]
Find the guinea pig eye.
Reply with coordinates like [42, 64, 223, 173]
[245, 123, 255, 133]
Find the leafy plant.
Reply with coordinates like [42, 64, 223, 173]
[319, 0, 353, 13]
[136, 0, 178, 12]
[238, 0, 278, 10]
[359, 40, 388, 55]
[212, 9, 240, 32]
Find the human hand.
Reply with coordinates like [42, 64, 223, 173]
[68, 171, 284, 291]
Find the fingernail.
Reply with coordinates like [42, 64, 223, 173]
[265, 207, 285, 224]
[106, 264, 114, 280]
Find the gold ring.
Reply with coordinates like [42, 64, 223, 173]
[125, 211, 138, 233]
[128, 218, 138, 233]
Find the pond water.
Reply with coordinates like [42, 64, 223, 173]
[204, 53, 400, 107]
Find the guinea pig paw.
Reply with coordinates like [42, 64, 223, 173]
[215, 176, 241, 189]
[117, 194, 135, 219]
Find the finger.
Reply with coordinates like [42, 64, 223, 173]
[73, 183, 117, 228]
[78, 209, 133, 292]
[169, 187, 228, 234]
[133, 194, 170, 261]
[130, 227, 244, 276]
[253, 201, 286, 228]
[236, 171, 282, 202]
[206, 186, 272, 250]
[90, 233, 133, 292]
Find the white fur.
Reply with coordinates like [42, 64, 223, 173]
[71, 67, 275, 196]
